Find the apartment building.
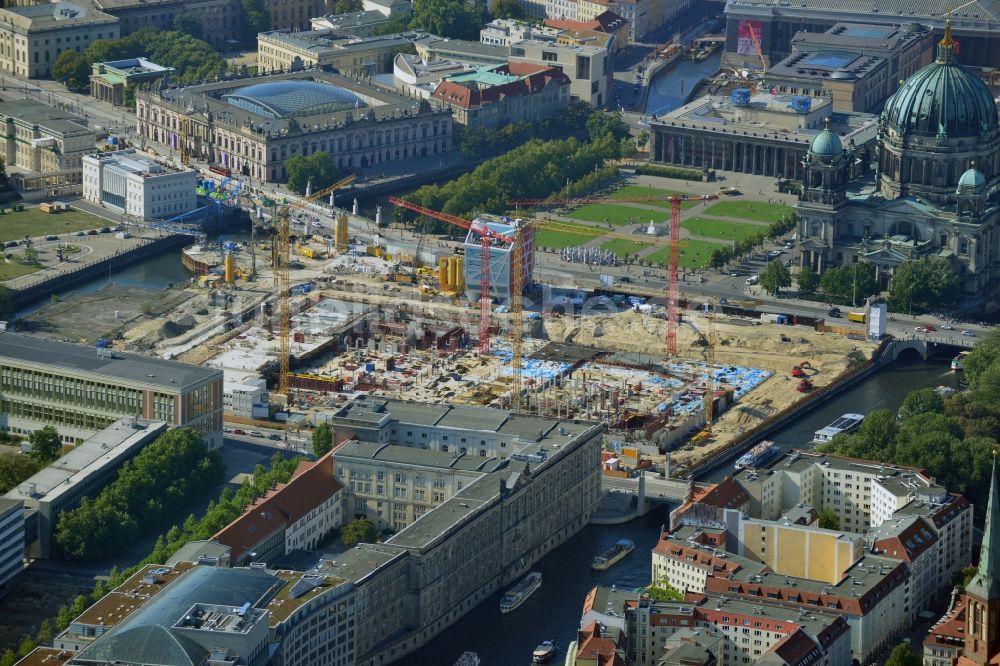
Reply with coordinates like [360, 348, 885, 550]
[480, 18, 561, 46]
[3, 419, 168, 559]
[0, 99, 95, 186]
[0, 333, 223, 448]
[0, 1, 119, 79]
[651, 524, 769, 594]
[212, 450, 344, 565]
[430, 62, 571, 129]
[82, 150, 198, 220]
[625, 592, 852, 666]
[0, 498, 23, 593]
[509, 38, 611, 106]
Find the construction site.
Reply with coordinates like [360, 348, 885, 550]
[20, 173, 875, 473]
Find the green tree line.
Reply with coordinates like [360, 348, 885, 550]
[395, 108, 632, 231]
[707, 215, 796, 271]
[818, 331, 1000, 514]
[54, 428, 224, 560]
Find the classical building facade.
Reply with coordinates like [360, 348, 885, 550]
[795, 24, 1000, 296]
[82, 149, 198, 220]
[90, 57, 173, 106]
[256, 31, 415, 75]
[0, 99, 95, 187]
[135, 70, 454, 183]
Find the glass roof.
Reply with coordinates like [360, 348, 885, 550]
[224, 81, 365, 119]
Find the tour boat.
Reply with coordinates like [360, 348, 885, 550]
[813, 414, 865, 444]
[735, 440, 781, 471]
[592, 539, 635, 571]
[532, 640, 558, 663]
[500, 572, 542, 613]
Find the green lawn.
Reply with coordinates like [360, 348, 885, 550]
[702, 200, 793, 224]
[0, 207, 108, 242]
[601, 238, 652, 259]
[568, 203, 669, 226]
[0, 260, 40, 281]
[682, 216, 765, 242]
[534, 228, 595, 250]
[612, 185, 701, 210]
[645, 239, 727, 269]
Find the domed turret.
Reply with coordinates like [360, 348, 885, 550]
[959, 164, 987, 189]
[809, 118, 843, 158]
[882, 19, 998, 139]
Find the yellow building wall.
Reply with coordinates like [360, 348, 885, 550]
[741, 521, 861, 585]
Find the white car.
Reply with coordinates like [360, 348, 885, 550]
[941, 324, 953, 330]
[962, 330, 977, 337]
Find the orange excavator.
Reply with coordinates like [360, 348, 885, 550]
[790, 361, 813, 378]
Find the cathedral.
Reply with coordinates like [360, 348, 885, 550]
[923, 460, 1000, 665]
[795, 20, 1000, 298]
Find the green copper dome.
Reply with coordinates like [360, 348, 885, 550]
[809, 119, 843, 157]
[883, 25, 997, 139]
[958, 165, 987, 188]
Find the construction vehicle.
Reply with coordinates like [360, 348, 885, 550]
[847, 311, 866, 324]
[296, 243, 321, 259]
[796, 379, 814, 392]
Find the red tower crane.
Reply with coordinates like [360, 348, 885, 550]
[509, 194, 687, 358]
[388, 197, 514, 355]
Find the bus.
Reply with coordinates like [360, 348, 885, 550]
[847, 311, 866, 323]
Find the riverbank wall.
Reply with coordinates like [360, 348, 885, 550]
[11, 235, 192, 310]
[689, 338, 895, 479]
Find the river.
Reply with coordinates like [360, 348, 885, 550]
[644, 51, 721, 117]
[411, 358, 953, 665]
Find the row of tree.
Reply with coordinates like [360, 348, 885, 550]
[707, 215, 796, 272]
[817, 331, 1000, 513]
[457, 101, 594, 157]
[54, 428, 224, 560]
[54, 27, 227, 93]
[793, 256, 956, 312]
[395, 108, 632, 230]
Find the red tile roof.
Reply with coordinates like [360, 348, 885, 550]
[576, 621, 625, 666]
[212, 450, 342, 561]
[768, 627, 823, 665]
[544, 10, 627, 34]
[431, 64, 570, 111]
[653, 539, 746, 575]
[874, 516, 938, 563]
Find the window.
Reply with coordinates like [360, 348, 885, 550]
[542, 51, 557, 62]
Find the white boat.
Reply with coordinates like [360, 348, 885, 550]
[735, 440, 781, 471]
[951, 351, 969, 371]
[500, 571, 542, 613]
[813, 413, 864, 444]
[532, 640, 558, 663]
[454, 652, 480, 666]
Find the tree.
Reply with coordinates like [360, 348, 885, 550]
[85, 29, 227, 83]
[885, 644, 922, 666]
[17, 637, 36, 659]
[341, 517, 378, 547]
[645, 578, 683, 601]
[53, 50, 90, 92]
[888, 257, 958, 314]
[759, 259, 791, 296]
[286, 152, 338, 195]
[172, 14, 203, 40]
[410, 0, 481, 39]
[241, 0, 270, 41]
[0, 453, 41, 494]
[797, 265, 819, 294]
[28, 426, 62, 464]
[36, 619, 53, 645]
[817, 507, 840, 530]
[898, 387, 945, 420]
[312, 422, 333, 457]
[490, 0, 524, 18]
[586, 110, 631, 143]
[0, 648, 14, 666]
[818, 262, 878, 305]
[333, 0, 362, 12]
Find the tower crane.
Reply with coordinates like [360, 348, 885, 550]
[388, 197, 515, 359]
[272, 173, 357, 399]
[703, 297, 716, 437]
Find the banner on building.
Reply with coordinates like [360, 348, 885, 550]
[737, 19, 763, 55]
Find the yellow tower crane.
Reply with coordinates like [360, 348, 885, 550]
[179, 117, 190, 167]
[510, 226, 525, 414]
[272, 173, 357, 400]
[703, 298, 716, 437]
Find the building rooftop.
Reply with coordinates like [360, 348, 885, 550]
[412, 34, 509, 62]
[73, 566, 283, 665]
[0, 497, 22, 514]
[310, 9, 390, 31]
[319, 543, 408, 583]
[165, 540, 232, 567]
[3, 420, 168, 506]
[0, 100, 92, 136]
[13, 647, 76, 666]
[769, 49, 887, 83]
[726, 0, 1000, 25]
[259, 29, 415, 55]
[84, 149, 193, 177]
[262, 570, 348, 625]
[334, 439, 509, 473]
[869, 514, 939, 562]
[73, 563, 197, 629]
[171, 603, 266, 635]
[0, 0, 115, 28]
[144, 70, 445, 138]
[97, 57, 173, 75]
[791, 21, 931, 52]
[0, 333, 220, 392]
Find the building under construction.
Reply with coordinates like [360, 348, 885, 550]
[463, 217, 535, 302]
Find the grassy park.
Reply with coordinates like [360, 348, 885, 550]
[0, 207, 107, 242]
[702, 200, 793, 224]
[681, 216, 765, 242]
[601, 238, 652, 259]
[645, 239, 727, 269]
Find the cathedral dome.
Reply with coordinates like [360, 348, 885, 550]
[958, 165, 987, 188]
[882, 23, 998, 139]
[809, 119, 843, 157]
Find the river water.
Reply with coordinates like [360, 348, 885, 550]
[644, 51, 722, 117]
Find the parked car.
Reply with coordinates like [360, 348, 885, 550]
[99, 227, 111, 233]
[233, 429, 246, 435]
[45, 235, 59, 241]
[828, 308, 841, 318]
[74, 231, 86, 236]
[250, 431, 264, 437]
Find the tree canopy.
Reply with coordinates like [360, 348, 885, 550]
[818, 262, 878, 306]
[885, 644, 922, 666]
[887, 257, 958, 313]
[28, 426, 62, 464]
[55, 428, 223, 560]
[0, 285, 13, 322]
[817, 507, 840, 530]
[341, 517, 378, 547]
[333, 0, 362, 12]
[84, 29, 226, 85]
[172, 14, 203, 40]
[410, 0, 481, 39]
[490, 0, 525, 18]
[759, 259, 791, 296]
[241, 0, 270, 41]
[53, 51, 90, 93]
[898, 387, 945, 420]
[286, 152, 338, 195]
[312, 422, 333, 457]
[797, 265, 819, 294]
[0, 453, 40, 494]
